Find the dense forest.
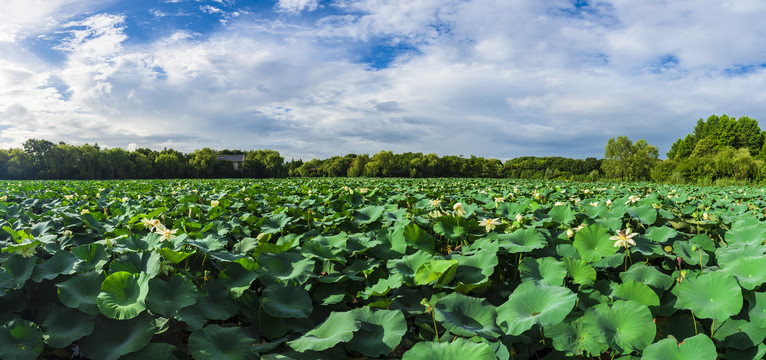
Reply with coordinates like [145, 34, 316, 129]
[1, 114, 763, 184]
[0, 139, 601, 180]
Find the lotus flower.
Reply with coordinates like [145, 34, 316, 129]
[478, 218, 501, 232]
[611, 228, 638, 248]
[453, 202, 467, 217]
[210, 200, 219, 207]
[430, 199, 442, 207]
[157, 227, 178, 242]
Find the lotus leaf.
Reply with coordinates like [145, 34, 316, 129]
[675, 271, 743, 323]
[583, 300, 655, 354]
[434, 292, 501, 339]
[78, 313, 156, 360]
[287, 311, 361, 352]
[563, 258, 596, 286]
[145, 274, 198, 317]
[401, 338, 496, 360]
[414, 259, 458, 286]
[0, 318, 44, 360]
[573, 224, 619, 263]
[37, 304, 95, 348]
[496, 227, 547, 254]
[346, 307, 407, 357]
[56, 271, 105, 315]
[262, 282, 313, 318]
[189, 324, 257, 360]
[97, 271, 150, 320]
[641, 334, 716, 360]
[519, 256, 567, 286]
[496, 282, 577, 335]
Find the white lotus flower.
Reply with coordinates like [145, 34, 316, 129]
[64, 195, 74, 200]
[80, 209, 89, 215]
[626, 195, 640, 204]
[0, 195, 6, 202]
[210, 200, 219, 207]
[611, 228, 638, 248]
[478, 218, 501, 232]
[494, 196, 505, 203]
[157, 227, 178, 242]
[453, 202, 467, 217]
[430, 199, 442, 207]
[605, 199, 612, 206]
[554, 201, 564, 206]
[515, 213, 523, 223]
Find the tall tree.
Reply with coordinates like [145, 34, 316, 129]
[602, 136, 658, 181]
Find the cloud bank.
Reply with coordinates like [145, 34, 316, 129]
[1, 0, 766, 160]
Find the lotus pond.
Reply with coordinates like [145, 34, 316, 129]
[1, 178, 766, 359]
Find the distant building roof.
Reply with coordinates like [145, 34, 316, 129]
[218, 154, 245, 162]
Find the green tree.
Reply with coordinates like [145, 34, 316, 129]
[347, 154, 369, 177]
[601, 136, 658, 181]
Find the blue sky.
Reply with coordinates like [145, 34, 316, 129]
[1, 0, 766, 160]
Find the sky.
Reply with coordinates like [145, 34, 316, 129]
[1, 0, 766, 160]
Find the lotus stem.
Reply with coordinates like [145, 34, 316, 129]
[431, 307, 439, 341]
[691, 311, 698, 335]
[711, 319, 716, 338]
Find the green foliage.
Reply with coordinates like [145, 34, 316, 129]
[2, 178, 766, 358]
[602, 135, 659, 181]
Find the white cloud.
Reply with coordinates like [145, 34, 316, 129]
[2, 0, 766, 159]
[276, 0, 319, 14]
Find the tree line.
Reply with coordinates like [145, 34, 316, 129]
[0, 139, 602, 180]
[3, 114, 760, 184]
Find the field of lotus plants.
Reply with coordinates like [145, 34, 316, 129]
[1, 178, 765, 359]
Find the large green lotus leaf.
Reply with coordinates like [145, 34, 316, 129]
[287, 311, 361, 352]
[548, 318, 608, 357]
[716, 243, 766, 268]
[97, 271, 150, 320]
[582, 300, 655, 354]
[38, 304, 95, 348]
[56, 271, 105, 315]
[434, 292, 501, 339]
[401, 338, 496, 360]
[189, 324, 257, 360]
[346, 307, 407, 357]
[256, 252, 314, 285]
[547, 204, 576, 226]
[2, 255, 35, 290]
[219, 262, 259, 298]
[433, 216, 469, 241]
[713, 318, 766, 350]
[749, 291, 766, 327]
[689, 234, 716, 252]
[78, 312, 156, 360]
[641, 334, 717, 360]
[519, 257, 567, 286]
[191, 280, 240, 321]
[620, 263, 675, 291]
[496, 227, 546, 254]
[573, 224, 619, 263]
[145, 274, 198, 317]
[675, 271, 743, 323]
[563, 258, 596, 286]
[70, 243, 109, 272]
[627, 205, 657, 225]
[725, 216, 766, 246]
[721, 255, 766, 290]
[611, 281, 660, 307]
[386, 251, 433, 284]
[157, 247, 195, 264]
[673, 241, 708, 267]
[185, 234, 227, 253]
[401, 223, 436, 253]
[453, 249, 497, 285]
[121, 343, 182, 360]
[30, 250, 80, 282]
[262, 282, 313, 318]
[496, 282, 577, 335]
[109, 251, 162, 278]
[354, 206, 386, 225]
[0, 318, 44, 360]
[644, 226, 678, 243]
[360, 273, 403, 299]
[414, 259, 458, 286]
[261, 213, 294, 233]
[302, 237, 348, 263]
